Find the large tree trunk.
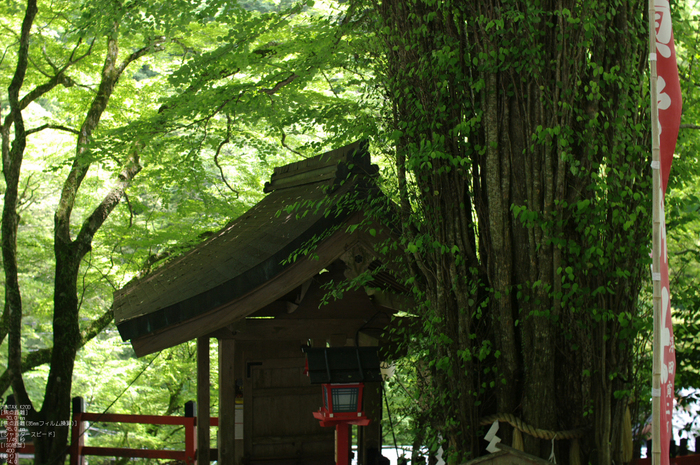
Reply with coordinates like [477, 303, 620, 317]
[376, 1, 649, 463]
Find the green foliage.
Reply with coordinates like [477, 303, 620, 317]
[1, 0, 382, 460]
[3, 0, 700, 462]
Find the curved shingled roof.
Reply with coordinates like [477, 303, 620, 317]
[114, 140, 378, 348]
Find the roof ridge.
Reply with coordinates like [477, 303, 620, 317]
[263, 140, 375, 193]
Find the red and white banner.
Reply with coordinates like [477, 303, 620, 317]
[655, 0, 682, 193]
[657, 242, 674, 465]
[654, 1, 681, 464]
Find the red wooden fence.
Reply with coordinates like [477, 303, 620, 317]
[70, 397, 220, 465]
[0, 397, 220, 464]
[2, 398, 696, 465]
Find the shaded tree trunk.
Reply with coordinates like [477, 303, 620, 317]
[374, 1, 650, 463]
[4, 1, 38, 436]
[2, 7, 149, 460]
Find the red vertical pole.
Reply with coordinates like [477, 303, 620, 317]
[335, 423, 349, 465]
[70, 397, 86, 465]
[184, 401, 197, 465]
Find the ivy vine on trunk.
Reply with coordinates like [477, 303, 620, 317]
[372, 1, 650, 464]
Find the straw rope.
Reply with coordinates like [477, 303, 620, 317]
[480, 413, 589, 440]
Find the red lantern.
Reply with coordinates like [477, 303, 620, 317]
[303, 348, 382, 465]
[313, 383, 370, 426]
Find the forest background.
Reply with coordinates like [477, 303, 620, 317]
[3, 0, 700, 464]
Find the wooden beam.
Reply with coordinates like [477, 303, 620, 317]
[197, 337, 210, 465]
[206, 320, 245, 340]
[369, 290, 415, 313]
[219, 338, 236, 465]
[285, 278, 313, 314]
[232, 318, 386, 341]
[329, 333, 346, 347]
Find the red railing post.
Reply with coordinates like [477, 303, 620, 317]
[184, 401, 197, 465]
[70, 396, 86, 465]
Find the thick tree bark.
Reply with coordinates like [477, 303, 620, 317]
[484, 70, 519, 424]
[375, 1, 649, 463]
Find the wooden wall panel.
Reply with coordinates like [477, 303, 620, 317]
[242, 344, 334, 463]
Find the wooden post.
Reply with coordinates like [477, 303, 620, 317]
[361, 383, 382, 465]
[70, 396, 86, 465]
[198, 336, 211, 465]
[219, 338, 236, 465]
[359, 334, 381, 465]
[649, 2, 662, 465]
[185, 400, 197, 464]
[234, 342, 245, 465]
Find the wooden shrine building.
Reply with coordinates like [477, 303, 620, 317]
[113, 141, 409, 465]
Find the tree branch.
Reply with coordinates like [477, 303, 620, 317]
[260, 73, 298, 95]
[0, 306, 115, 398]
[280, 129, 303, 157]
[123, 192, 134, 228]
[41, 44, 60, 74]
[680, 123, 700, 130]
[2, 38, 94, 136]
[75, 147, 142, 254]
[0, 348, 51, 399]
[80, 306, 114, 345]
[28, 48, 53, 79]
[213, 115, 239, 197]
[0, 42, 11, 69]
[26, 124, 80, 136]
[56, 32, 156, 246]
[320, 69, 340, 98]
[117, 37, 166, 75]
[18, 173, 36, 212]
[55, 33, 120, 244]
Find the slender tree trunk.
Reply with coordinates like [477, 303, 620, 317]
[4, 0, 38, 416]
[1, 14, 146, 460]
